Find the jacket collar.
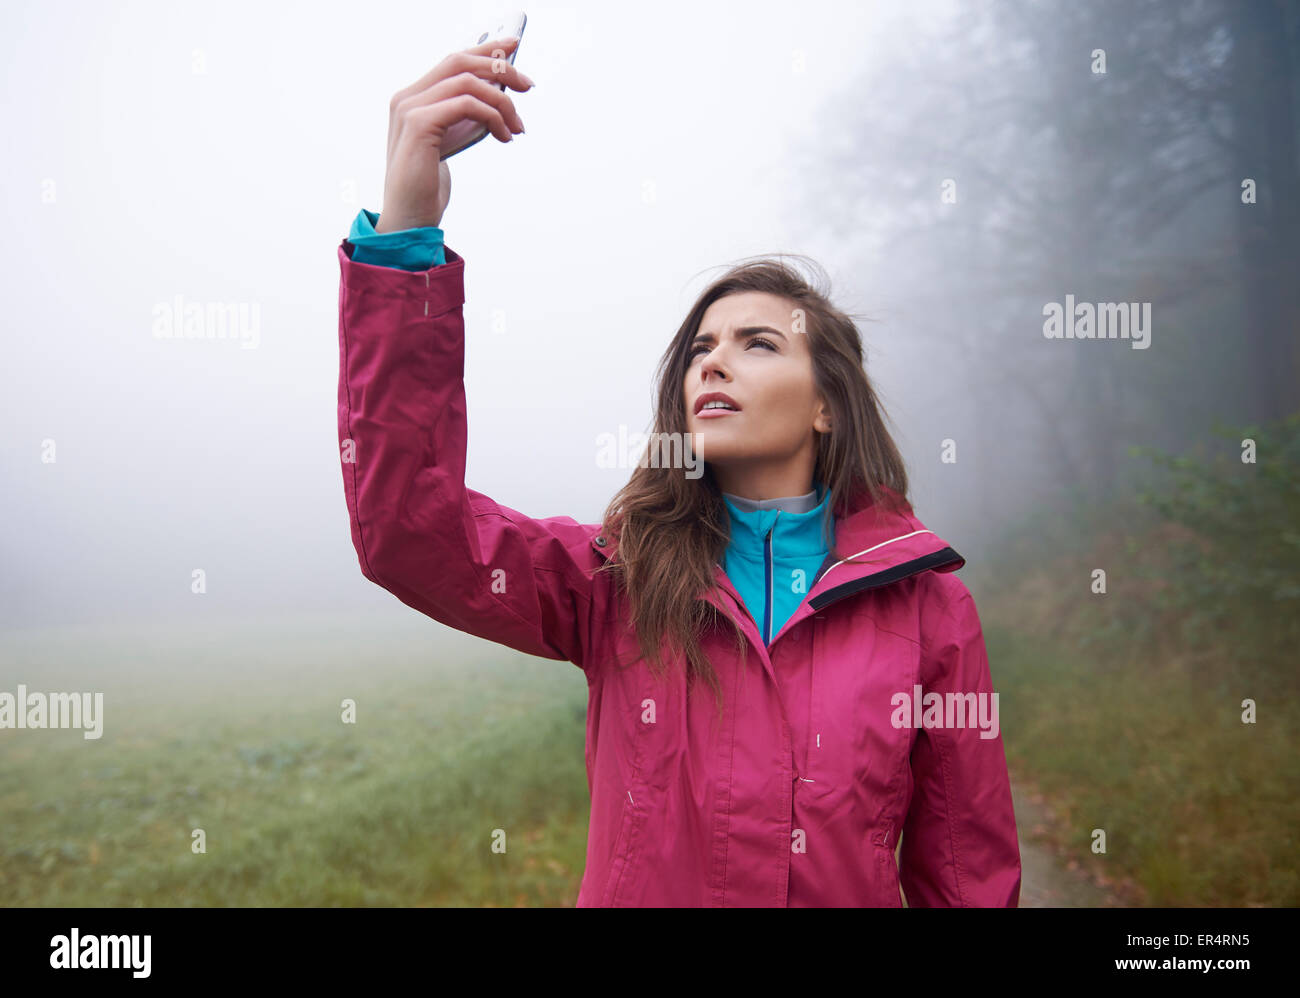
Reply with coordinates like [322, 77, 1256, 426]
[802, 483, 964, 611]
[588, 482, 964, 633]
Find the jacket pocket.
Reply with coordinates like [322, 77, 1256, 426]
[601, 786, 646, 906]
[599, 681, 650, 907]
[877, 845, 904, 907]
[872, 825, 904, 908]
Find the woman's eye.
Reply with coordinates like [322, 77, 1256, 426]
[690, 338, 778, 358]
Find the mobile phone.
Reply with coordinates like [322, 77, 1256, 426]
[439, 10, 528, 160]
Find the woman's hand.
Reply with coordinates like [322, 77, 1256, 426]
[374, 35, 534, 233]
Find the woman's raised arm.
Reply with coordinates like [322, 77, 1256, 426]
[337, 40, 601, 670]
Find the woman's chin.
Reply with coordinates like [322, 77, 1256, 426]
[691, 438, 745, 465]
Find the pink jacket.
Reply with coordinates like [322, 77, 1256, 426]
[337, 242, 1022, 907]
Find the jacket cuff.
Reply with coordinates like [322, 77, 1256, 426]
[338, 237, 464, 314]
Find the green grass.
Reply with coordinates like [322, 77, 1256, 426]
[0, 613, 591, 907]
[983, 574, 1299, 907]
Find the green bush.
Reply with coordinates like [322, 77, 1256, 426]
[1129, 411, 1300, 663]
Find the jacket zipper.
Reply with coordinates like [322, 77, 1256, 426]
[762, 512, 780, 645]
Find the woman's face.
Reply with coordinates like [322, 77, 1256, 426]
[682, 291, 831, 497]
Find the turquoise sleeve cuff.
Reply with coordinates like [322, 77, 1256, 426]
[346, 208, 447, 270]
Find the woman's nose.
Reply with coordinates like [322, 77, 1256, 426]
[700, 353, 730, 380]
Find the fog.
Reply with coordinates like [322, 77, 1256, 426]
[3, 0, 1293, 638]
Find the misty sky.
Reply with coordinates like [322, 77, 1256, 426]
[3, 0, 1006, 634]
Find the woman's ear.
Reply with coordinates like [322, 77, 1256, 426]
[813, 400, 833, 435]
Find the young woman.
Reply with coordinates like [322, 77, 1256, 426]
[337, 35, 1021, 907]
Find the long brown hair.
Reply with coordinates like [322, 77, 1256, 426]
[594, 254, 910, 718]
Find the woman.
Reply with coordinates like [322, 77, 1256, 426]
[337, 35, 1021, 907]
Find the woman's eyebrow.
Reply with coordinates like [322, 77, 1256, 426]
[692, 325, 788, 345]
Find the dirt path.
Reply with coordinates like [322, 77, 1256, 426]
[1011, 775, 1138, 907]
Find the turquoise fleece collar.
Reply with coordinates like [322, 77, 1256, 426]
[721, 480, 832, 562]
[718, 480, 833, 644]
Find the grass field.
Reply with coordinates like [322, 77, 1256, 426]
[0, 612, 592, 907]
[972, 492, 1300, 908]
[4, 559, 1295, 908]
[985, 622, 1298, 907]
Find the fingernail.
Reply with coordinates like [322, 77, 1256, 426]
[521, 73, 536, 87]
